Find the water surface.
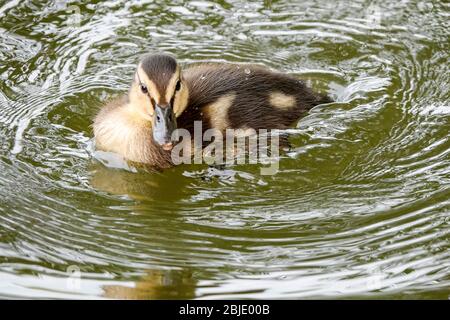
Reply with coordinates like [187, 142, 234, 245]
[0, 0, 449, 299]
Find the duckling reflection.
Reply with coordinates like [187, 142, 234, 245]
[102, 269, 196, 299]
[88, 160, 196, 201]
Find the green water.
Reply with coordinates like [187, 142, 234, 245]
[0, 0, 449, 299]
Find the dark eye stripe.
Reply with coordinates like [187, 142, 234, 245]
[171, 80, 181, 104]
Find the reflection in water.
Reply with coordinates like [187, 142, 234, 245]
[103, 269, 196, 300]
[89, 160, 191, 202]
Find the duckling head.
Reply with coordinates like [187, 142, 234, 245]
[128, 53, 189, 151]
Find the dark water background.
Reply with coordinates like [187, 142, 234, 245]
[0, 0, 449, 298]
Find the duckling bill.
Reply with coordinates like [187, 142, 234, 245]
[93, 53, 331, 168]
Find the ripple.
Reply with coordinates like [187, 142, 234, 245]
[0, 0, 449, 299]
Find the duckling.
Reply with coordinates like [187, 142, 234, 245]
[93, 53, 331, 168]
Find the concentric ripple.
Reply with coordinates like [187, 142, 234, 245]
[0, 0, 449, 299]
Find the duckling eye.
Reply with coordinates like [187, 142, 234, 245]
[175, 80, 181, 91]
[140, 84, 148, 94]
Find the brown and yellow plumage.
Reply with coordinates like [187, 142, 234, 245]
[93, 53, 331, 169]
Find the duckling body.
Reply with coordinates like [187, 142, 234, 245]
[94, 96, 174, 168]
[93, 54, 330, 168]
[178, 63, 330, 133]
